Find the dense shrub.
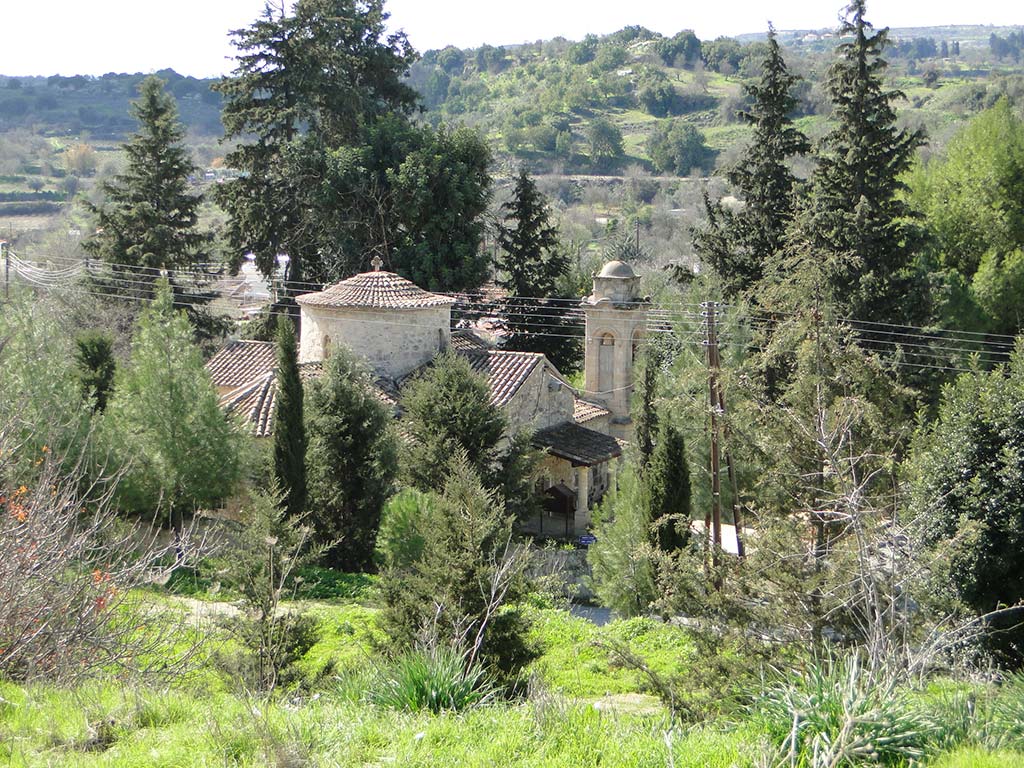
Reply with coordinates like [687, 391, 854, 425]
[368, 645, 495, 713]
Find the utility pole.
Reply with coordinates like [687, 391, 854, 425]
[1, 240, 8, 301]
[707, 315, 745, 560]
[703, 301, 723, 579]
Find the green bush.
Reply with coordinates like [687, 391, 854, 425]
[755, 656, 938, 766]
[368, 645, 495, 713]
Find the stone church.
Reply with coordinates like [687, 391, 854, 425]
[206, 258, 649, 537]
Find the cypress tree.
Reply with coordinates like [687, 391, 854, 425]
[692, 25, 809, 298]
[633, 348, 661, 473]
[645, 421, 692, 553]
[272, 316, 306, 519]
[797, 0, 925, 323]
[305, 346, 397, 571]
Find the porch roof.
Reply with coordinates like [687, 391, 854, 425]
[532, 422, 623, 467]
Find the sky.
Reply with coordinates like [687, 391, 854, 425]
[3, 0, 1021, 78]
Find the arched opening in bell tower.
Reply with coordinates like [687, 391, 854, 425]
[597, 332, 615, 393]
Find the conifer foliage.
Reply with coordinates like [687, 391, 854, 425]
[104, 280, 241, 532]
[272, 317, 306, 520]
[645, 421, 692, 553]
[401, 352, 507, 493]
[305, 346, 397, 571]
[215, 0, 418, 285]
[495, 171, 566, 299]
[84, 76, 208, 279]
[74, 331, 116, 413]
[494, 171, 578, 370]
[693, 27, 809, 298]
[799, 0, 925, 322]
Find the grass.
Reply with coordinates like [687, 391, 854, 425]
[2, 593, 1024, 766]
[525, 609, 694, 698]
[0, 679, 760, 768]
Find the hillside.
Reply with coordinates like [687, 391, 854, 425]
[1, 24, 1022, 263]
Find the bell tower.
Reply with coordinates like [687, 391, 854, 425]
[581, 260, 648, 439]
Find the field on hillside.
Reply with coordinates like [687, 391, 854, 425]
[3, 576, 1024, 767]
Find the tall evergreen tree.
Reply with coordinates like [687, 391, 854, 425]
[271, 316, 305, 519]
[104, 279, 242, 536]
[84, 76, 208, 284]
[633, 348, 661, 473]
[215, 0, 418, 285]
[305, 346, 397, 571]
[494, 171, 579, 370]
[495, 171, 565, 298]
[692, 26, 809, 298]
[795, 1, 925, 323]
[401, 352, 507, 493]
[401, 352, 539, 521]
[645, 421, 692, 553]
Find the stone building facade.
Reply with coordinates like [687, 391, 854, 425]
[581, 260, 648, 440]
[207, 259, 648, 538]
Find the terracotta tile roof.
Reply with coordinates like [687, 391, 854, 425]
[532, 422, 623, 467]
[206, 340, 277, 389]
[220, 363, 397, 438]
[574, 398, 611, 424]
[295, 270, 457, 310]
[460, 349, 544, 408]
[221, 372, 277, 438]
[450, 329, 492, 351]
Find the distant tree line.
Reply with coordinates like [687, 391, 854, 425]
[0, 70, 222, 137]
[990, 30, 1024, 62]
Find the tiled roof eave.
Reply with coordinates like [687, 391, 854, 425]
[532, 422, 622, 467]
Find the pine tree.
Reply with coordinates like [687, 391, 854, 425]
[645, 421, 692, 553]
[401, 352, 507, 493]
[692, 26, 809, 298]
[378, 450, 533, 677]
[104, 279, 242, 536]
[84, 76, 208, 284]
[305, 345, 397, 571]
[796, 1, 925, 323]
[400, 352, 538, 520]
[494, 171, 578, 371]
[588, 467, 658, 617]
[495, 171, 565, 298]
[272, 316, 306, 520]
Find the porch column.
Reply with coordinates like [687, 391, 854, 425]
[574, 465, 590, 536]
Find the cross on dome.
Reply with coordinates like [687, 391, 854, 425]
[370, 254, 384, 272]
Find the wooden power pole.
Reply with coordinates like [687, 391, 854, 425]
[703, 300, 748, 572]
[703, 302, 723, 575]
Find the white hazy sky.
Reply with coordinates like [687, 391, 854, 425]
[4, 0, 1021, 78]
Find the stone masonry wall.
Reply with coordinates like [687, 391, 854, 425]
[503, 364, 576, 434]
[299, 305, 450, 378]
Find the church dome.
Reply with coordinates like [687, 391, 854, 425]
[295, 269, 456, 310]
[597, 260, 637, 279]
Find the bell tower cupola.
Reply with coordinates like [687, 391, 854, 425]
[581, 260, 648, 439]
